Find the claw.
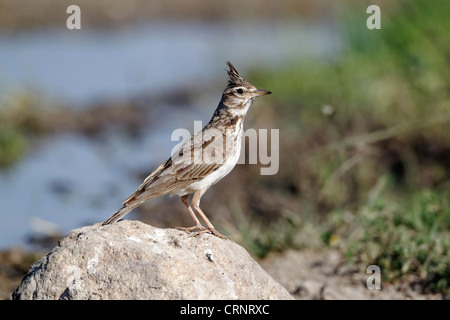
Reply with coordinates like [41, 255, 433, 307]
[176, 224, 207, 232]
[194, 228, 228, 240]
[176, 226, 228, 240]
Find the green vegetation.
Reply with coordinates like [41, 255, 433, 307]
[0, 124, 27, 168]
[347, 188, 450, 293]
[0, 92, 53, 168]
[240, 0, 450, 293]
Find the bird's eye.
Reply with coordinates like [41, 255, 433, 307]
[236, 88, 244, 94]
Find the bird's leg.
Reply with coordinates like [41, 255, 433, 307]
[176, 195, 207, 232]
[191, 190, 228, 240]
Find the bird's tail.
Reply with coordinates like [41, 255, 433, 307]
[102, 200, 142, 225]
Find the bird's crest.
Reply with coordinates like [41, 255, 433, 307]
[226, 61, 246, 86]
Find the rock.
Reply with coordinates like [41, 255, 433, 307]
[12, 220, 292, 300]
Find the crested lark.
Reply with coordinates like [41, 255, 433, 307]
[102, 61, 271, 239]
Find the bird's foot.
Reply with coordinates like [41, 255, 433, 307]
[194, 228, 228, 240]
[176, 224, 207, 232]
[176, 225, 228, 240]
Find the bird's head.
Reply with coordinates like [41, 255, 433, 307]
[221, 61, 271, 110]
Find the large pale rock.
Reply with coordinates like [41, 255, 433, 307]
[12, 220, 292, 300]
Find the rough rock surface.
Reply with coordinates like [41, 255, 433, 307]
[12, 220, 292, 300]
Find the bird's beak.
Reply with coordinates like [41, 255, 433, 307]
[251, 89, 272, 98]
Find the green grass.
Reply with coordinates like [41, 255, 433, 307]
[346, 188, 450, 293]
[0, 124, 28, 168]
[0, 92, 43, 168]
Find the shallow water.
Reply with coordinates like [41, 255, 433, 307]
[0, 21, 340, 249]
[0, 21, 339, 106]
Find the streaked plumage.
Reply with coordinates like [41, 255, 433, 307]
[102, 61, 271, 239]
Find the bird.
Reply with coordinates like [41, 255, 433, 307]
[102, 61, 272, 239]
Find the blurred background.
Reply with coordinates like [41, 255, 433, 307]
[0, 0, 449, 299]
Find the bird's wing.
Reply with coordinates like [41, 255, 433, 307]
[123, 131, 225, 204]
